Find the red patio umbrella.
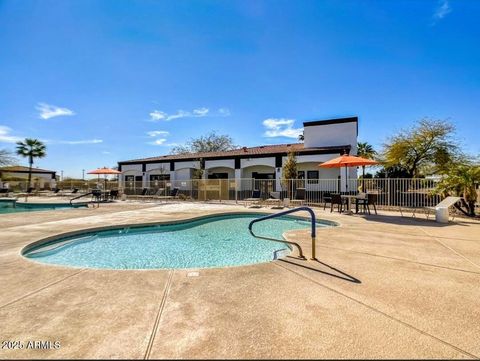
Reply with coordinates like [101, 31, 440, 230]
[319, 155, 378, 192]
[87, 167, 121, 190]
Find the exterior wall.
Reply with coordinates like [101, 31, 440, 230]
[120, 164, 142, 172]
[1, 171, 54, 181]
[240, 157, 275, 169]
[146, 163, 169, 172]
[0, 171, 55, 189]
[174, 160, 200, 170]
[205, 167, 235, 178]
[296, 162, 340, 179]
[241, 165, 275, 178]
[295, 154, 339, 164]
[175, 168, 193, 181]
[304, 122, 357, 154]
[205, 159, 235, 169]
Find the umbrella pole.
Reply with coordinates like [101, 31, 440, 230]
[345, 165, 348, 193]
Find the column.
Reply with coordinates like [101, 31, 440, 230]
[275, 167, 283, 191]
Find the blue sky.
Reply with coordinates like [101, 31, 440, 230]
[0, 0, 479, 178]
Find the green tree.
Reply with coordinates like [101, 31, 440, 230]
[435, 162, 480, 217]
[0, 149, 16, 166]
[171, 131, 236, 154]
[382, 118, 459, 178]
[15, 138, 47, 188]
[282, 151, 297, 196]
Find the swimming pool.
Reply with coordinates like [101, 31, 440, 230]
[23, 213, 336, 270]
[0, 199, 88, 214]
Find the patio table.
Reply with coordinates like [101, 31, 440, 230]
[340, 195, 357, 214]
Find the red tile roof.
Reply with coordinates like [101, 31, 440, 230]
[119, 143, 350, 164]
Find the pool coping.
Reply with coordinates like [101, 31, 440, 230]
[20, 211, 340, 270]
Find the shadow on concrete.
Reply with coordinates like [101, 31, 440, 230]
[280, 257, 361, 284]
[353, 213, 471, 228]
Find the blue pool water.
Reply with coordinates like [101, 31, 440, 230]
[23, 213, 335, 270]
[0, 200, 86, 214]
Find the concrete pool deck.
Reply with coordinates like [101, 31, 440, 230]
[0, 201, 479, 359]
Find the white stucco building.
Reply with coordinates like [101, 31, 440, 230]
[118, 117, 358, 191]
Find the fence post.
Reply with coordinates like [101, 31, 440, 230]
[387, 178, 391, 208]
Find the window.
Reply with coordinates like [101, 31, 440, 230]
[297, 171, 305, 180]
[307, 170, 319, 184]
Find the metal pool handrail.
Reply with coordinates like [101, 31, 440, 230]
[248, 206, 317, 260]
[70, 192, 96, 207]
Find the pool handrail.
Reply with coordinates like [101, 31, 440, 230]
[248, 206, 317, 260]
[70, 191, 96, 207]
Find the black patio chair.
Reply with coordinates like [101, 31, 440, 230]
[91, 189, 103, 202]
[109, 189, 119, 200]
[323, 192, 332, 210]
[330, 194, 346, 213]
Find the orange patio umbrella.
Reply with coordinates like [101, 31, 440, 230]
[319, 155, 378, 192]
[87, 167, 121, 190]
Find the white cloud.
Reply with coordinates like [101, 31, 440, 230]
[0, 126, 22, 143]
[149, 107, 230, 122]
[262, 118, 303, 139]
[102, 151, 111, 154]
[432, 0, 451, 23]
[150, 138, 168, 145]
[165, 110, 190, 121]
[193, 107, 209, 116]
[36, 102, 75, 119]
[149, 110, 167, 121]
[57, 139, 103, 145]
[147, 130, 170, 137]
[218, 107, 231, 116]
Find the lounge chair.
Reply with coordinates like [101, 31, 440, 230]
[128, 188, 150, 200]
[16, 187, 35, 198]
[424, 196, 462, 221]
[264, 191, 283, 208]
[244, 190, 262, 208]
[155, 187, 179, 202]
[148, 188, 165, 199]
[290, 188, 306, 206]
[60, 188, 80, 196]
[400, 196, 462, 221]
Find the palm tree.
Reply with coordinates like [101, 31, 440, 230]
[357, 142, 376, 191]
[16, 138, 47, 189]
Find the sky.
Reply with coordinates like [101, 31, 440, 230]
[0, 0, 479, 178]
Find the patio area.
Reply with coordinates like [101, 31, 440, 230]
[0, 202, 479, 359]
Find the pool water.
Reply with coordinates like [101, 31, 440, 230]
[0, 200, 86, 214]
[23, 214, 334, 270]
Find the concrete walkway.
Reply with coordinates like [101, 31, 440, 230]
[0, 201, 479, 359]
